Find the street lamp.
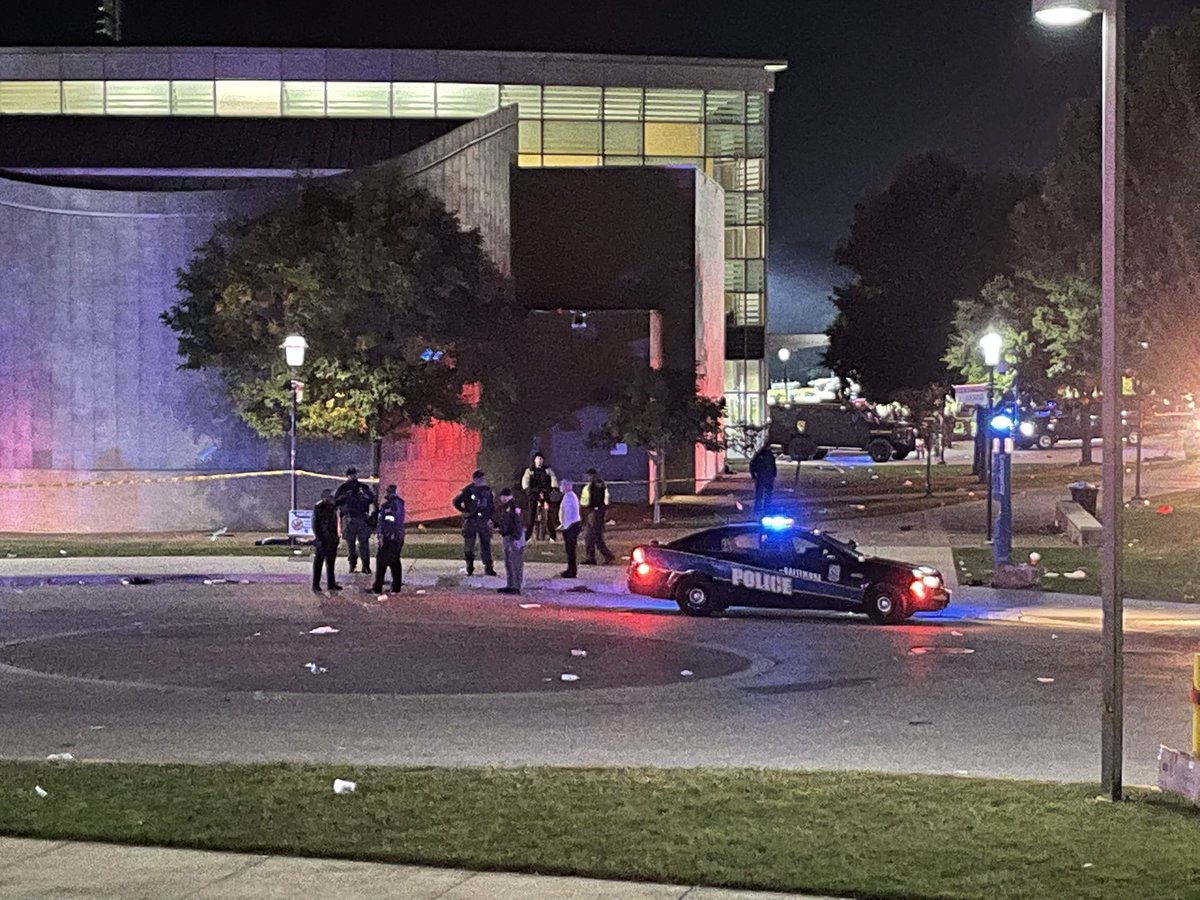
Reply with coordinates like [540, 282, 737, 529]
[280, 334, 308, 518]
[778, 347, 791, 403]
[1032, 0, 1126, 801]
[980, 329, 1003, 543]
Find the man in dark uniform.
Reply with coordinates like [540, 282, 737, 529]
[334, 466, 375, 575]
[311, 489, 343, 593]
[521, 452, 559, 541]
[749, 443, 778, 513]
[581, 467, 615, 566]
[453, 469, 498, 576]
[496, 487, 525, 594]
[369, 484, 405, 594]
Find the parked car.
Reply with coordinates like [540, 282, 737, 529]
[627, 518, 950, 624]
[767, 403, 917, 463]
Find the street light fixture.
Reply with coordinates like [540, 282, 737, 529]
[1032, 0, 1126, 802]
[979, 329, 1003, 542]
[280, 334, 308, 518]
[778, 347, 791, 403]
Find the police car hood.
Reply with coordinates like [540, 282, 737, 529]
[861, 554, 939, 576]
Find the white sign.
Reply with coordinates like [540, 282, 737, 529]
[731, 566, 793, 596]
[288, 509, 314, 538]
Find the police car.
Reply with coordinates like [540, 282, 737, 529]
[627, 517, 950, 624]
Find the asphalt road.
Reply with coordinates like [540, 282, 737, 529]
[1, 579, 1196, 786]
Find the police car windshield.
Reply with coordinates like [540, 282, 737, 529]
[818, 532, 865, 560]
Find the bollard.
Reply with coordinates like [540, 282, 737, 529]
[1193, 653, 1200, 757]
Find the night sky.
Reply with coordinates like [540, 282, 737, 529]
[11, 0, 1199, 331]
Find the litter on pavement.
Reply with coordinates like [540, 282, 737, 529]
[680, 670, 694, 677]
[1037, 677, 1055, 684]
[415, 589, 427, 595]
[1063, 570, 1087, 580]
[560, 673, 580, 682]
[46, 753, 74, 762]
[202, 578, 227, 585]
[570, 649, 587, 657]
[332, 779, 357, 794]
[1158, 505, 1174, 515]
[210, 527, 228, 541]
[34, 785, 47, 798]
[308, 626, 340, 634]
[519, 603, 541, 609]
[304, 662, 327, 674]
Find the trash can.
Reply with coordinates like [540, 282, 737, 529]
[1069, 482, 1099, 518]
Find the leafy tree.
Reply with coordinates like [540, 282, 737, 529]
[593, 368, 725, 524]
[163, 174, 520, 471]
[825, 153, 1035, 413]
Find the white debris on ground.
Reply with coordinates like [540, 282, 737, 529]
[680, 670, 694, 677]
[570, 649, 587, 657]
[519, 603, 541, 609]
[560, 673, 580, 682]
[308, 626, 339, 634]
[1063, 570, 1087, 580]
[415, 589, 427, 595]
[46, 753, 74, 762]
[332, 779, 357, 794]
[1037, 677, 1055, 684]
[304, 662, 327, 674]
[34, 785, 48, 798]
[202, 578, 228, 585]
[210, 527, 228, 542]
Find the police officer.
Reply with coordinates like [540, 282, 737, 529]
[749, 443, 777, 513]
[334, 466, 376, 575]
[311, 488, 343, 593]
[496, 487, 525, 595]
[369, 484, 405, 594]
[580, 467, 615, 566]
[453, 469, 498, 577]
[521, 452, 559, 541]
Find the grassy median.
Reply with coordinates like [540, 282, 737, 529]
[2, 762, 1199, 899]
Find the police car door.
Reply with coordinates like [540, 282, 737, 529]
[782, 535, 861, 608]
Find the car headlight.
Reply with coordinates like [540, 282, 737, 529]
[1019, 422, 1035, 437]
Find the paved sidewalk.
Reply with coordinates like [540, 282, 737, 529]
[0, 838, 836, 899]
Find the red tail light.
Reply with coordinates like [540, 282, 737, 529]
[636, 563, 652, 577]
[632, 547, 646, 564]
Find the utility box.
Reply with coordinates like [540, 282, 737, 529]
[1158, 746, 1200, 803]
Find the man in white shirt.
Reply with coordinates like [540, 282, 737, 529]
[557, 478, 582, 578]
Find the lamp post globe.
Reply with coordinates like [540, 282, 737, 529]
[979, 329, 1003, 368]
[777, 348, 791, 404]
[281, 334, 308, 368]
[1032, 0, 1101, 26]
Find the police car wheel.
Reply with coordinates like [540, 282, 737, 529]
[674, 577, 722, 617]
[866, 588, 907, 625]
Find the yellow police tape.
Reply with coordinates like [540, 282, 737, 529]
[0, 469, 704, 490]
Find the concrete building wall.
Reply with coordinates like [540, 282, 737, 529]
[0, 108, 517, 532]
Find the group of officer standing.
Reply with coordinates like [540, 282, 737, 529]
[310, 456, 617, 598]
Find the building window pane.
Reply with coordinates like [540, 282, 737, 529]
[604, 156, 643, 166]
[747, 124, 766, 156]
[745, 191, 765, 225]
[542, 154, 601, 167]
[392, 82, 435, 117]
[724, 192, 746, 226]
[436, 82, 499, 118]
[644, 88, 703, 121]
[518, 120, 541, 153]
[745, 158, 764, 190]
[518, 153, 543, 168]
[644, 122, 703, 156]
[172, 80, 215, 115]
[706, 124, 748, 157]
[500, 84, 541, 118]
[710, 158, 742, 191]
[543, 120, 602, 154]
[603, 87, 643, 120]
[603, 121, 642, 155]
[747, 92, 766, 125]
[0, 81, 61, 114]
[326, 81, 390, 117]
[543, 85, 602, 120]
[746, 259, 765, 292]
[745, 225, 765, 258]
[105, 80, 170, 115]
[63, 81, 104, 114]
[283, 81, 325, 116]
[645, 156, 702, 169]
[725, 260, 746, 292]
[706, 89, 745, 123]
[215, 80, 281, 116]
[725, 226, 747, 258]
[743, 293, 764, 325]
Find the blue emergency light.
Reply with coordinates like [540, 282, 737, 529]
[761, 515, 795, 530]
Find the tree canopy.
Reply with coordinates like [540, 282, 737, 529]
[824, 153, 1035, 408]
[163, 173, 519, 450]
[594, 368, 725, 524]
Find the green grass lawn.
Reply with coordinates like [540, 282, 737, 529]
[955, 487, 1200, 601]
[1, 762, 1198, 899]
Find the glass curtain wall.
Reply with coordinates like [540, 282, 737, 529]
[0, 78, 768, 424]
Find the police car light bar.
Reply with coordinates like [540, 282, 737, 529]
[761, 515, 795, 530]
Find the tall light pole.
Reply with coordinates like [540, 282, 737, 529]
[980, 329, 1003, 543]
[778, 347, 791, 403]
[281, 334, 308, 518]
[1033, 0, 1126, 801]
